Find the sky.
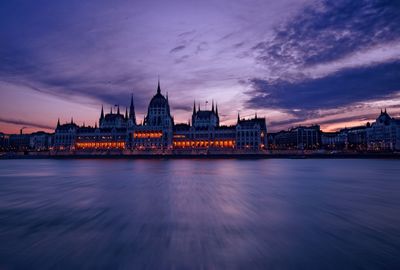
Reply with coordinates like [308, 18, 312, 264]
[0, 0, 399, 134]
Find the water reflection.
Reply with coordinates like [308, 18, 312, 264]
[0, 159, 399, 269]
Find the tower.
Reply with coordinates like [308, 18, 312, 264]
[129, 94, 136, 126]
[99, 105, 104, 126]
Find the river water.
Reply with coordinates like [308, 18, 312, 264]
[0, 159, 399, 269]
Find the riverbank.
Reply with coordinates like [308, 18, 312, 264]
[1, 151, 400, 159]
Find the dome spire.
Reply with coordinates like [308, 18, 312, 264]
[157, 77, 161, 94]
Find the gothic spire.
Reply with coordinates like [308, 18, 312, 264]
[129, 94, 136, 124]
[193, 100, 196, 115]
[57, 118, 60, 128]
[215, 103, 219, 117]
[157, 78, 161, 94]
[212, 100, 214, 112]
[100, 105, 104, 119]
[71, 117, 73, 124]
[237, 112, 240, 123]
[125, 107, 128, 119]
[117, 105, 120, 115]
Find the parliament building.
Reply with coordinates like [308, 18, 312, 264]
[54, 80, 268, 153]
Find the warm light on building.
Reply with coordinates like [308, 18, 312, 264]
[133, 131, 163, 139]
[172, 139, 235, 148]
[76, 142, 125, 149]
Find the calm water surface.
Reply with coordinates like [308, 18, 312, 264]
[0, 159, 399, 269]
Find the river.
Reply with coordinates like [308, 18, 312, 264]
[0, 159, 399, 269]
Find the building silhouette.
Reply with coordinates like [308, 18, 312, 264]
[53, 80, 267, 152]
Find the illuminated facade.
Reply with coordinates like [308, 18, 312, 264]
[171, 104, 267, 151]
[75, 126, 127, 150]
[128, 80, 173, 150]
[53, 79, 268, 153]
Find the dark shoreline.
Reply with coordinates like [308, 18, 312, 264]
[1, 153, 400, 160]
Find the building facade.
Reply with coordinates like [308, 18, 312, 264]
[129, 81, 173, 150]
[50, 80, 268, 153]
[367, 110, 400, 151]
[269, 125, 321, 150]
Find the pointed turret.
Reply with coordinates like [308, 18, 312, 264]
[129, 94, 136, 125]
[198, 103, 201, 111]
[57, 118, 60, 128]
[212, 100, 214, 112]
[215, 103, 219, 117]
[125, 107, 128, 119]
[193, 100, 196, 115]
[237, 112, 240, 123]
[100, 105, 104, 119]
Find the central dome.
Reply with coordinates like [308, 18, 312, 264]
[144, 80, 172, 127]
[148, 80, 168, 108]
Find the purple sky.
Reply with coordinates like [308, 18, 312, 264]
[1, 0, 399, 134]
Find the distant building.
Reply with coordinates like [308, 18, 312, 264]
[9, 134, 31, 151]
[236, 114, 267, 150]
[54, 119, 79, 150]
[0, 132, 10, 152]
[367, 109, 400, 151]
[270, 125, 320, 150]
[30, 131, 53, 151]
[321, 131, 347, 150]
[342, 125, 368, 151]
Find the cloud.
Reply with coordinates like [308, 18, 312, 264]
[247, 61, 400, 112]
[252, 0, 400, 79]
[170, 45, 186, 53]
[0, 117, 54, 130]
